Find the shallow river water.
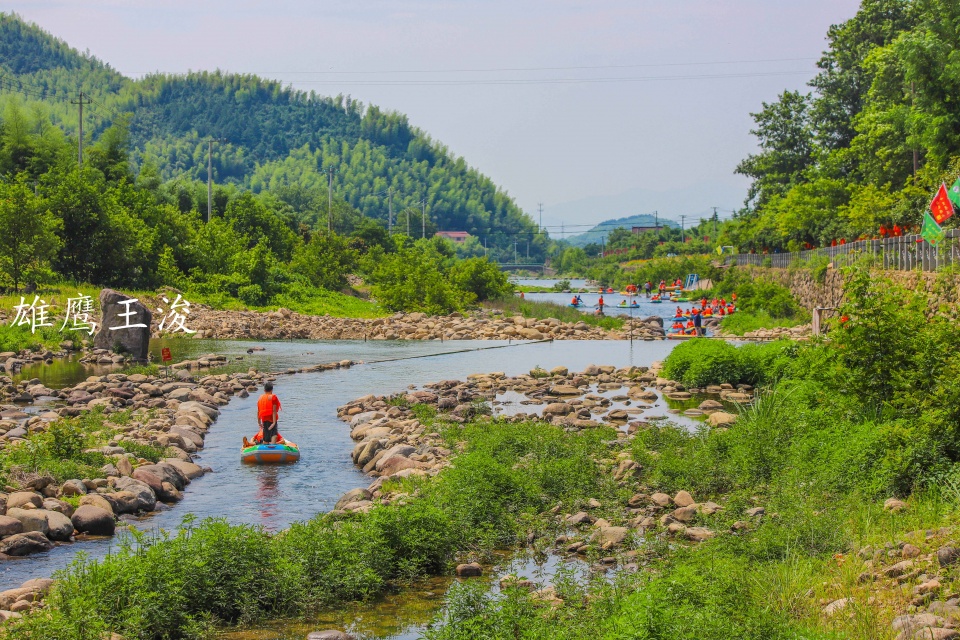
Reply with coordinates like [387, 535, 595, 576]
[0, 338, 679, 594]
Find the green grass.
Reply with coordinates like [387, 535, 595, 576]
[187, 285, 387, 318]
[487, 298, 625, 331]
[0, 409, 168, 486]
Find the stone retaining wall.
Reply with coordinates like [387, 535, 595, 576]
[741, 267, 960, 312]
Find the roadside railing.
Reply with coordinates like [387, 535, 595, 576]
[731, 229, 960, 272]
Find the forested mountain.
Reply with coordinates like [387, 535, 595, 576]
[0, 13, 544, 259]
[724, 0, 960, 252]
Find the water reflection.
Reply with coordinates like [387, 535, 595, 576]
[255, 467, 281, 528]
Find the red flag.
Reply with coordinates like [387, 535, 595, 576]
[930, 183, 955, 224]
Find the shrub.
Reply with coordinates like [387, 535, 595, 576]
[662, 339, 743, 387]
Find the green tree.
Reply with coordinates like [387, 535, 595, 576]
[367, 238, 461, 313]
[736, 91, 815, 209]
[0, 174, 61, 289]
[449, 257, 512, 303]
[290, 231, 358, 291]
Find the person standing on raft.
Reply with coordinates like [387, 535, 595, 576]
[245, 382, 282, 447]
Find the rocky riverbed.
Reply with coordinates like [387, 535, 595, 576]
[0, 353, 355, 622]
[333, 362, 751, 525]
[180, 307, 666, 342]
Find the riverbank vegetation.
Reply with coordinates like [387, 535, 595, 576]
[6, 419, 624, 639]
[422, 266, 960, 639]
[0, 409, 168, 488]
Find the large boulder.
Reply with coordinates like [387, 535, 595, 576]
[59, 479, 87, 497]
[44, 510, 75, 541]
[138, 463, 188, 490]
[0, 531, 52, 556]
[334, 488, 372, 511]
[708, 412, 738, 427]
[0, 515, 22, 538]
[131, 468, 164, 496]
[6, 492, 42, 510]
[162, 458, 204, 480]
[113, 477, 157, 512]
[93, 289, 152, 361]
[102, 491, 140, 515]
[5, 508, 49, 536]
[71, 505, 115, 536]
[79, 494, 115, 515]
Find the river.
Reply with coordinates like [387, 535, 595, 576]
[0, 337, 679, 593]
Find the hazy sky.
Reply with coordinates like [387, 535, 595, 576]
[7, 0, 862, 228]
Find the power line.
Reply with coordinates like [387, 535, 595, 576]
[123, 57, 816, 76]
[271, 70, 811, 87]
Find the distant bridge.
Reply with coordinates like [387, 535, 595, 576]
[498, 263, 552, 274]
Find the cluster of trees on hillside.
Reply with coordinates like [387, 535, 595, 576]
[0, 13, 546, 261]
[0, 100, 512, 313]
[723, 0, 960, 252]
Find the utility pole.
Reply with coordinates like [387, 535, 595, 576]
[911, 81, 918, 178]
[538, 202, 543, 234]
[388, 189, 393, 234]
[654, 210, 659, 237]
[680, 215, 686, 243]
[514, 241, 518, 263]
[326, 167, 336, 232]
[526, 239, 529, 258]
[206, 137, 225, 223]
[712, 206, 719, 239]
[71, 91, 92, 169]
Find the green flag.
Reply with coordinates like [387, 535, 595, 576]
[921, 211, 946, 246]
[950, 178, 960, 208]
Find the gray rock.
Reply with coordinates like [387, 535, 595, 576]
[113, 477, 157, 512]
[0, 531, 53, 556]
[938, 547, 960, 568]
[456, 562, 483, 577]
[307, 632, 356, 640]
[161, 458, 204, 480]
[93, 289, 152, 360]
[59, 479, 87, 497]
[116, 456, 133, 477]
[335, 488, 372, 511]
[0, 515, 23, 537]
[6, 492, 42, 510]
[102, 491, 140, 515]
[71, 505, 115, 536]
[44, 510, 74, 541]
[5, 508, 49, 536]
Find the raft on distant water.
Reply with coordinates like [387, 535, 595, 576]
[241, 441, 301, 464]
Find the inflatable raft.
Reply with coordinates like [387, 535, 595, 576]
[241, 441, 301, 464]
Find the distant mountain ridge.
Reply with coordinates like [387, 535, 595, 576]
[564, 214, 678, 247]
[546, 182, 747, 246]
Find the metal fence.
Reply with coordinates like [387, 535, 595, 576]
[730, 228, 960, 272]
